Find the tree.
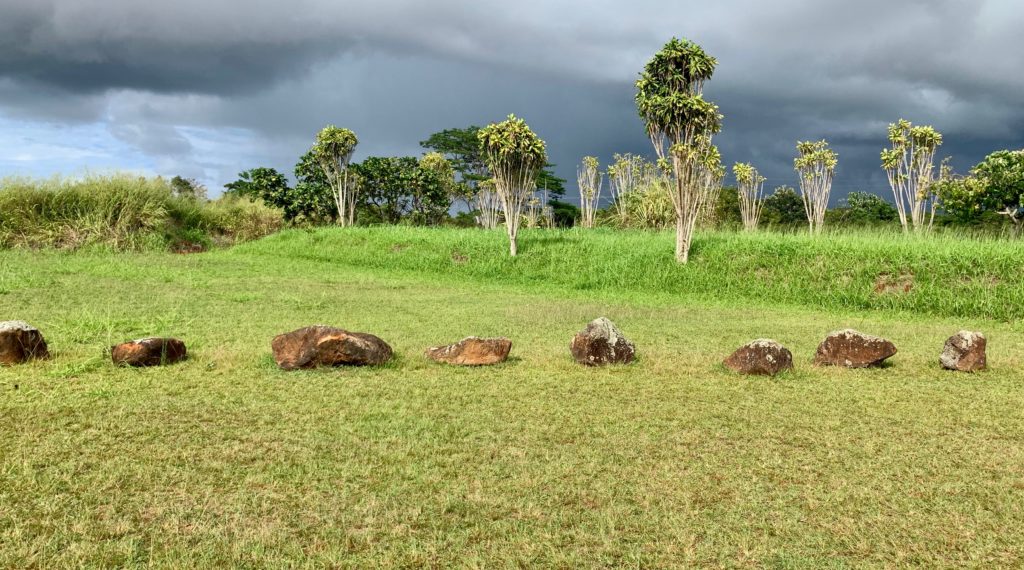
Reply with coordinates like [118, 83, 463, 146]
[478, 115, 548, 256]
[170, 176, 207, 201]
[636, 37, 724, 263]
[311, 125, 359, 226]
[351, 156, 449, 225]
[535, 164, 566, 200]
[420, 126, 488, 212]
[733, 162, 766, 231]
[475, 178, 502, 229]
[224, 167, 289, 203]
[608, 153, 647, 221]
[934, 149, 1024, 234]
[828, 192, 899, 226]
[292, 150, 341, 223]
[794, 140, 838, 234]
[762, 186, 806, 226]
[881, 119, 943, 233]
[577, 156, 602, 228]
[420, 152, 458, 212]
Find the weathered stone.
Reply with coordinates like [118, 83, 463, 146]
[425, 337, 511, 366]
[570, 317, 635, 366]
[111, 337, 188, 367]
[272, 325, 393, 370]
[814, 329, 897, 368]
[723, 339, 793, 376]
[940, 330, 987, 372]
[0, 321, 50, 366]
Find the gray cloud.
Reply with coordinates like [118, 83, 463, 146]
[0, 0, 1021, 199]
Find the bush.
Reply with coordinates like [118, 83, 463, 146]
[0, 174, 284, 251]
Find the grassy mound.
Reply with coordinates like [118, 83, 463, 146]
[237, 226, 1024, 321]
[0, 174, 283, 251]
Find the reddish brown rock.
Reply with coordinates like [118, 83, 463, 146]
[111, 337, 188, 367]
[723, 339, 794, 376]
[940, 331, 987, 372]
[570, 317, 635, 366]
[272, 325, 393, 371]
[814, 329, 897, 368]
[426, 337, 511, 366]
[0, 321, 50, 366]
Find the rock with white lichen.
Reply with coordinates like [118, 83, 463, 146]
[940, 330, 986, 372]
[0, 321, 50, 366]
[814, 329, 896, 368]
[723, 339, 793, 376]
[570, 317, 635, 366]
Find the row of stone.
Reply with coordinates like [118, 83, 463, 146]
[0, 318, 987, 374]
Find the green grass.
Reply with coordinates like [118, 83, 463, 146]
[2, 227, 1023, 567]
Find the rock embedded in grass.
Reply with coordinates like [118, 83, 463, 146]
[814, 329, 897, 368]
[570, 317, 635, 366]
[111, 337, 188, 367]
[272, 325, 393, 371]
[723, 339, 793, 376]
[425, 337, 511, 366]
[940, 331, 987, 372]
[0, 321, 50, 366]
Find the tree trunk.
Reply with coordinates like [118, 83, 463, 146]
[509, 235, 518, 256]
[675, 216, 689, 264]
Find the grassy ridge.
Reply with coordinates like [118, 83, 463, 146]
[238, 226, 1024, 321]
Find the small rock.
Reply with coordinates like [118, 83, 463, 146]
[0, 321, 50, 366]
[723, 339, 793, 376]
[111, 337, 188, 367]
[570, 317, 635, 366]
[814, 329, 897, 368]
[272, 325, 393, 371]
[426, 337, 511, 366]
[940, 331, 987, 372]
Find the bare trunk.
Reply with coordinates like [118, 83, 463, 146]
[675, 216, 689, 263]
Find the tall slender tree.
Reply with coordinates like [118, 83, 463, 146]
[577, 156, 603, 228]
[635, 38, 724, 263]
[608, 153, 646, 221]
[881, 119, 943, 233]
[733, 162, 766, 231]
[311, 125, 359, 226]
[794, 140, 837, 234]
[478, 115, 547, 256]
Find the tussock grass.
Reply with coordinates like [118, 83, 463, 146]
[0, 174, 283, 251]
[240, 226, 1024, 321]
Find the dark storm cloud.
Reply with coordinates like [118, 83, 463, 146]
[0, 0, 1021, 198]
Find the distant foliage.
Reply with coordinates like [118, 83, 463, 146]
[352, 156, 450, 225]
[733, 162, 766, 231]
[934, 149, 1024, 235]
[762, 186, 807, 226]
[828, 192, 899, 226]
[577, 156, 602, 229]
[170, 176, 208, 201]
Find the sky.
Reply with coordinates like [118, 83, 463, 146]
[1, 0, 1022, 202]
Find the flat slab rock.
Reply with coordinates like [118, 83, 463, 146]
[0, 320, 50, 366]
[426, 337, 511, 366]
[272, 325, 393, 371]
[112, 337, 187, 367]
[570, 317, 635, 366]
[814, 329, 897, 368]
[724, 339, 793, 376]
[940, 330, 987, 372]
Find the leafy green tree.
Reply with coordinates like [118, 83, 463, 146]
[224, 167, 289, 199]
[535, 164, 566, 200]
[762, 186, 806, 226]
[170, 176, 207, 201]
[291, 151, 340, 223]
[478, 115, 548, 256]
[311, 125, 359, 226]
[794, 140, 838, 234]
[547, 199, 581, 228]
[828, 192, 899, 226]
[636, 37, 724, 263]
[420, 126, 487, 210]
[352, 156, 449, 225]
[934, 149, 1024, 233]
[881, 119, 942, 233]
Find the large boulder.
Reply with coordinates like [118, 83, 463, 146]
[940, 331, 987, 372]
[425, 337, 511, 366]
[570, 317, 635, 366]
[723, 339, 793, 376]
[111, 337, 188, 367]
[272, 325, 393, 371]
[0, 321, 50, 366]
[814, 329, 897, 368]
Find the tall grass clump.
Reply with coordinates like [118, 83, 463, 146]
[0, 174, 283, 251]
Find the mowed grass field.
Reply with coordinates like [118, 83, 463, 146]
[2, 227, 1023, 568]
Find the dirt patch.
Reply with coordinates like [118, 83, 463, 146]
[451, 251, 469, 264]
[873, 273, 914, 295]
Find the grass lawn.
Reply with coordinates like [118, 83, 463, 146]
[2, 228, 1023, 567]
